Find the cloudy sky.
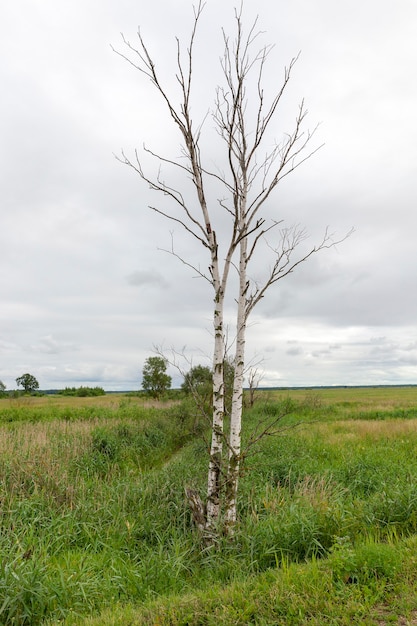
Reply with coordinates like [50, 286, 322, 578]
[1, 0, 416, 390]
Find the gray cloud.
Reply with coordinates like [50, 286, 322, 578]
[127, 270, 169, 289]
[1, 0, 416, 389]
[30, 335, 78, 355]
[286, 346, 303, 357]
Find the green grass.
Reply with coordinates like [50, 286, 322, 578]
[61, 534, 417, 625]
[0, 388, 417, 624]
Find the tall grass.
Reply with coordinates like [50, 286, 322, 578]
[0, 390, 417, 624]
[62, 534, 417, 626]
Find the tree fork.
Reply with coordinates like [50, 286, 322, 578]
[115, 2, 350, 539]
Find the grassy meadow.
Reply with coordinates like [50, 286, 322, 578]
[1, 387, 417, 624]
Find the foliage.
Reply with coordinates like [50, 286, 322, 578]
[59, 386, 106, 397]
[181, 365, 213, 425]
[142, 356, 171, 398]
[181, 365, 212, 396]
[0, 380, 6, 397]
[16, 373, 39, 394]
[181, 360, 235, 415]
[168, 396, 208, 437]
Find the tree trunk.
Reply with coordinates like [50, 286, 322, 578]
[115, 3, 347, 538]
[224, 234, 248, 529]
[205, 261, 226, 531]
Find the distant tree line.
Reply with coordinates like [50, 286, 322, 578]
[58, 386, 106, 397]
[0, 376, 106, 398]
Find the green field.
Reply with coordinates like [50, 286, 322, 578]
[1, 387, 417, 625]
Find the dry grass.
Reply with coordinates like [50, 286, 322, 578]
[268, 386, 417, 412]
[0, 419, 100, 460]
[319, 418, 417, 445]
[0, 419, 100, 509]
[0, 393, 159, 412]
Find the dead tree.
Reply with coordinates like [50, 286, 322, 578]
[246, 367, 263, 408]
[113, 2, 350, 536]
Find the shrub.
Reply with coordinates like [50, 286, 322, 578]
[328, 536, 401, 585]
[168, 397, 209, 437]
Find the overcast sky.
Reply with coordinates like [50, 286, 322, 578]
[1, 0, 416, 390]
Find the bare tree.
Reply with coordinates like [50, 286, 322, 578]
[113, 2, 350, 536]
[246, 366, 263, 409]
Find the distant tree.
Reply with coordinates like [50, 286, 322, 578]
[181, 360, 235, 417]
[182, 365, 212, 395]
[16, 373, 39, 394]
[0, 380, 6, 397]
[181, 364, 213, 418]
[142, 356, 171, 398]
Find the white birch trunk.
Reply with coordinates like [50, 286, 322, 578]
[206, 292, 225, 529]
[224, 234, 248, 528]
[115, 5, 335, 537]
[205, 215, 234, 531]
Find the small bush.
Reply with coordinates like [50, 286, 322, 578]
[168, 397, 209, 437]
[74, 419, 180, 479]
[366, 485, 417, 535]
[328, 536, 401, 585]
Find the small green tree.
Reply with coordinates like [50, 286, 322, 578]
[0, 380, 6, 397]
[181, 364, 213, 419]
[16, 373, 39, 394]
[142, 356, 171, 398]
[182, 365, 212, 395]
[181, 360, 235, 417]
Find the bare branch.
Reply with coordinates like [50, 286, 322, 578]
[245, 226, 354, 318]
[158, 233, 212, 285]
[113, 3, 352, 533]
[116, 149, 210, 247]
